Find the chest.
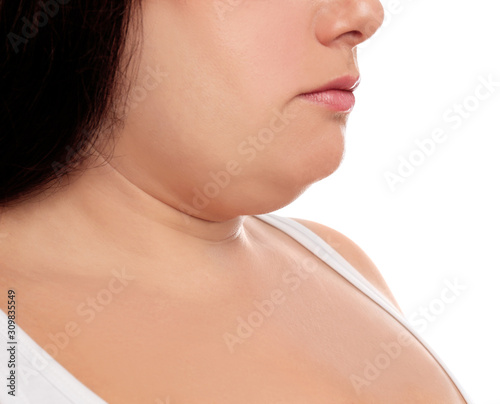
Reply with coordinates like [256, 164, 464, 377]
[7, 255, 466, 404]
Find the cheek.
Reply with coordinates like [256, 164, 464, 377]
[126, 0, 345, 193]
[212, 3, 312, 105]
[133, 0, 314, 155]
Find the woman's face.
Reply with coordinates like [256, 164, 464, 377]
[107, 0, 384, 221]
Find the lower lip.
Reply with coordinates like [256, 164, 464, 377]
[298, 89, 355, 112]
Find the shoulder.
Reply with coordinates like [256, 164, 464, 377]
[288, 217, 403, 315]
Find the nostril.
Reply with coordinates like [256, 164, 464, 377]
[347, 31, 363, 40]
[339, 30, 364, 47]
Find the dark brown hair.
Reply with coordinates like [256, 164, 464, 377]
[0, 0, 143, 207]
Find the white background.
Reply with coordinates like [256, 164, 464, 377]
[274, 0, 500, 403]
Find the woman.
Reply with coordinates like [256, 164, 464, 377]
[0, 1, 471, 403]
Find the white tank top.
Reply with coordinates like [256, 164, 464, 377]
[0, 213, 473, 403]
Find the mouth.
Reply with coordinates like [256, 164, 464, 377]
[298, 75, 360, 113]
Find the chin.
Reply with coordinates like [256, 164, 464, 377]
[192, 140, 345, 221]
[301, 137, 345, 183]
[197, 175, 312, 221]
[266, 154, 344, 207]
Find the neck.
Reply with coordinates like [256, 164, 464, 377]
[18, 154, 253, 256]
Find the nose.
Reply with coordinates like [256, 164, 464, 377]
[314, 0, 385, 48]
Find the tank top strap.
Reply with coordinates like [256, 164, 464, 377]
[252, 212, 473, 404]
[253, 213, 400, 313]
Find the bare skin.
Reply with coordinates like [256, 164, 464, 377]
[0, 161, 467, 403]
[0, 0, 467, 402]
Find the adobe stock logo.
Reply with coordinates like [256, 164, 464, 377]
[18, 267, 135, 387]
[384, 74, 499, 191]
[176, 104, 299, 223]
[349, 276, 468, 394]
[407, 277, 467, 334]
[8, 0, 71, 54]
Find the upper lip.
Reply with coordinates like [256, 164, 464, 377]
[301, 75, 361, 94]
